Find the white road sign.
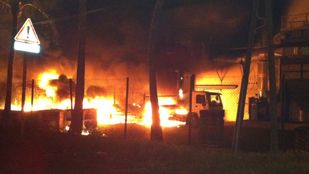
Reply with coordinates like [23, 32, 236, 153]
[14, 18, 40, 54]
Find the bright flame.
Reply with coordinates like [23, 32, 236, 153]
[175, 107, 188, 115]
[158, 97, 177, 105]
[83, 97, 117, 125]
[178, 88, 184, 99]
[11, 69, 185, 129]
[38, 70, 59, 97]
[143, 97, 186, 127]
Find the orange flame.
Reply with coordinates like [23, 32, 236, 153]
[178, 88, 184, 99]
[142, 97, 186, 127]
[38, 69, 60, 97]
[12, 69, 185, 128]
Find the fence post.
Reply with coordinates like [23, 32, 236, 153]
[69, 79, 74, 111]
[124, 77, 129, 139]
[31, 79, 34, 111]
[188, 74, 195, 145]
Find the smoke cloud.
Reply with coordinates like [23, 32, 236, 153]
[0, 0, 291, 105]
[288, 0, 309, 15]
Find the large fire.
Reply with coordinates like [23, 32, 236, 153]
[142, 97, 186, 127]
[11, 69, 186, 129]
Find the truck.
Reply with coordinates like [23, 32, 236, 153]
[171, 90, 225, 127]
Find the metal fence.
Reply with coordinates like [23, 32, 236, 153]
[0, 77, 147, 112]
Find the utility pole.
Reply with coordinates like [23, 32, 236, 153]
[265, 0, 278, 152]
[232, 0, 258, 152]
[148, 0, 164, 141]
[70, 0, 87, 135]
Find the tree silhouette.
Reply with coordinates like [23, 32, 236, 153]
[148, 0, 163, 141]
[70, 0, 87, 135]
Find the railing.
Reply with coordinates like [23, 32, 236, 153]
[281, 13, 309, 31]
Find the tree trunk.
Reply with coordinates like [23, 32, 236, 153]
[2, 0, 19, 127]
[70, 0, 87, 135]
[148, 0, 163, 141]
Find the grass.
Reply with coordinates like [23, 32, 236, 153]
[103, 140, 309, 174]
[0, 124, 308, 174]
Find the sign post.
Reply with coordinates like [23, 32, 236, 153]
[14, 18, 40, 136]
[14, 18, 40, 112]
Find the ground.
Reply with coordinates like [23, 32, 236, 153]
[0, 124, 308, 174]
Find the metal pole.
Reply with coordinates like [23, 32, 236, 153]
[188, 74, 195, 145]
[21, 54, 27, 112]
[281, 77, 286, 130]
[124, 77, 129, 139]
[21, 54, 28, 136]
[31, 79, 34, 111]
[232, 0, 258, 152]
[113, 88, 116, 105]
[143, 93, 146, 105]
[265, 0, 278, 152]
[300, 64, 304, 79]
[69, 79, 73, 111]
[69, 78, 74, 122]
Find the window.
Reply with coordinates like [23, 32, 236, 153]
[196, 95, 205, 104]
[209, 94, 221, 105]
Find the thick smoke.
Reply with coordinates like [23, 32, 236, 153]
[0, 0, 288, 105]
[156, 2, 250, 77]
[288, 0, 309, 15]
[50, 74, 72, 100]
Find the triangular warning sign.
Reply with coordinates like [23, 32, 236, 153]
[14, 18, 40, 44]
